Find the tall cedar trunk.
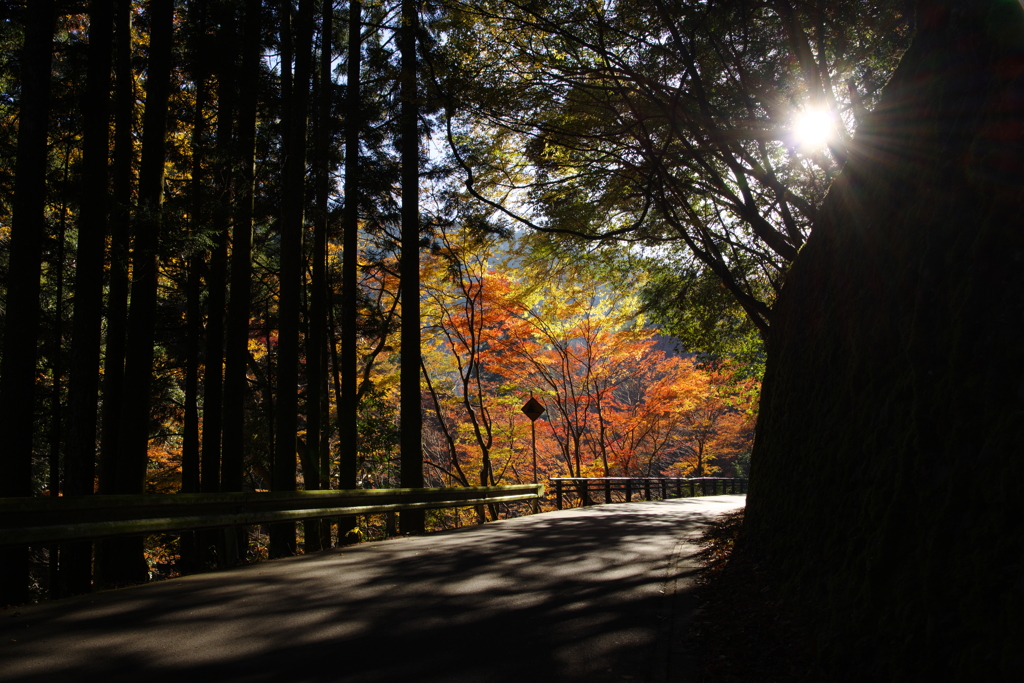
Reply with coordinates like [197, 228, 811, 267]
[201, 1, 239, 505]
[327, 284, 346, 505]
[399, 0, 424, 534]
[64, 0, 113, 597]
[181, 249, 202, 573]
[0, 0, 55, 607]
[338, 0, 361, 544]
[318, 370, 331, 548]
[293, 0, 313, 550]
[745, 1, 1024, 677]
[98, 0, 135, 500]
[265, 318, 276, 480]
[179, 0, 210, 577]
[222, 0, 263, 565]
[271, 0, 313, 557]
[197, 1, 238, 568]
[223, 0, 262, 494]
[270, 0, 296, 557]
[303, 0, 334, 552]
[101, 0, 174, 587]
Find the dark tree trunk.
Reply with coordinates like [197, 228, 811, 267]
[65, 0, 114, 597]
[179, 0, 211, 578]
[101, 0, 174, 587]
[178, 0, 215, 577]
[337, 0, 361, 545]
[327, 281, 347, 540]
[201, 0, 241, 506]
[265, 318, 276, 484]
[199, 7, 239, 569]
[223, 0, 262, 495]
[271, 0, 313, 557]
[399, 0, 423, 534]
[98, 0, 135, 501]
[745, 2, 1024, 678]
[303, 0, 334, 553]
[180, 249, 202, 571]
[269, 0, 295, 559]
[222, 0, 263, 564]
[0, 0, 56, 607]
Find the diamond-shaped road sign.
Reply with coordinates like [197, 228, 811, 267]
[521, 395, 545, 421]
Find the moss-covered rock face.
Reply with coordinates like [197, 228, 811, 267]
[746, 2, 1024, 679]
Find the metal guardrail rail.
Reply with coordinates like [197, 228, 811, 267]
[0, 484, 544, 546]
[549, 477, 747, 509]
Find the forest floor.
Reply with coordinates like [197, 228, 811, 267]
[686, 510, 828, 682]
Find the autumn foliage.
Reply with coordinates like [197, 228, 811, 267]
[419, 232, 758, 494]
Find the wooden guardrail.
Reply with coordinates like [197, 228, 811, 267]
[549, 477, 747, 509]
[0, 484, 544, 546]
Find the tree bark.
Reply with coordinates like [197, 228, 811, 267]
[199, 7, 239, 571]
[271, 0, 313, 557]
[337, 0, 362, 545]
[101, 0, 174, 587]
[222, 0, 264, 564]
[0, 0, 56, 607]
[223, 0, 262, 495]
[98, 0, 135, 501]
[399, 0, 424, 534]
[303, 0, 334, 553]
[179, 0, 211, 576]
[65, 0, 115, 597]
[745, 1, 1024, 677]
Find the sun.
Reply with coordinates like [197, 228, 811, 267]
[794, 108, 834, 149]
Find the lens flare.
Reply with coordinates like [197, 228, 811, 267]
[794, 109, 833, 149]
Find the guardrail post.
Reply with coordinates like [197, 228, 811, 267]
[660, 479, 667, 500]
[675, 479, 682, 498]
[581, 480, 591, 507]
[556, 480, 563, 510]
[625, 480, 631, 502]
[644, 479, 651, 501]
[689, 480, 695, 497]
[605, 479, 612, 504]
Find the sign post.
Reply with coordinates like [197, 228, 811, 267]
[521, 394, 546, 512]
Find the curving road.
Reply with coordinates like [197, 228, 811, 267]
[1, 495, 745, 683]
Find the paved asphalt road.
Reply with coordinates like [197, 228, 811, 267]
[1, 495, 745, 683]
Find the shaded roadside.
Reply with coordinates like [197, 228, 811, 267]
[687, 510, 827, 682]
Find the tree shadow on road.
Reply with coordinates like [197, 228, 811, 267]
[1, 497, 744, 683]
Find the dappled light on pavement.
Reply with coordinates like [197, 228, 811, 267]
[1, 496, 744, 683]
